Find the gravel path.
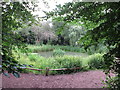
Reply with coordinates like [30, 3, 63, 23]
[2, 70, 111, 88]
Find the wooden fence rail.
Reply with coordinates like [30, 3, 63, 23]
[22, 67, 81, 76]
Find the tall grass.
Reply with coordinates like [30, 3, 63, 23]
[28, 44, 108, 55]
[27, 44, 86, 53]
[28, 45, 54, 52]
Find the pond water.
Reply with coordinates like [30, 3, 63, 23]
[36, 51, 88, 58]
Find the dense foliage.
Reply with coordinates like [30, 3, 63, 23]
[18, 30, 36, 44]
[2, 2, 37, 77]
[17, 22, 57, 45]
[45, 2, 120, 88]
[51, 20, 85, 46]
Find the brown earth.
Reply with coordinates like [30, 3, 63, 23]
[2, 70, 114, 88]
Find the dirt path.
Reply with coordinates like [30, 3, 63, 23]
[2, 70, 111, 88]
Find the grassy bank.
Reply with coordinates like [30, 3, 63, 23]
[27, 44, 86, 53]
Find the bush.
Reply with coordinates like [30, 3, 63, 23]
[28, 54, 39, 62]
[87, 53, 105, 69]
[53, 49, 65, 56]
[86, 45, 108, 55]
[48, 56, 82, 74]
[105, 75, 120, 88]
[54, 56, 82, 68]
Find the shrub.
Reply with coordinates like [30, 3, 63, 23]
[53, 49, 65, 56]
[49, 56, 82, 74]
[86, 45, 108, 55]
[54, 56, 82, 68]
[105, 75, 120, 88]
[28, 54, 39, 62]
[87, 53, 105, 69]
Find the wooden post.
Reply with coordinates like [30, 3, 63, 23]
[45, 67, 49, 76]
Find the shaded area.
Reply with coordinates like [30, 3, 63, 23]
[2, 70, 111, 88]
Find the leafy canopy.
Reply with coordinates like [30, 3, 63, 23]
[2, 2, 38, 77]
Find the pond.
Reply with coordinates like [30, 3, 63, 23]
[36, 51, 88, 58]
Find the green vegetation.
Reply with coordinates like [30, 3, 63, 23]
[28, 45, 55, 52]
[105, 76, 120, 88]
[2, 2, 37, 77]
[87, 53, 104, 69]
[27, 44, 107, 54]
[2, 1, 119, 88]
[53, 49, 65, 57]
[14, 45, 104, 75]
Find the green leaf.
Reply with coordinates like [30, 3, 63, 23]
[3, 72, 10, 78]
[13, 72, 20, 78]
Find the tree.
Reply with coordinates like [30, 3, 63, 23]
[51, 20, 86, 46]
[45, 2, 120, 88]
[31, 21, 57, 44]
[17, 21, 57, 45]
[2, 2, 37, 77]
